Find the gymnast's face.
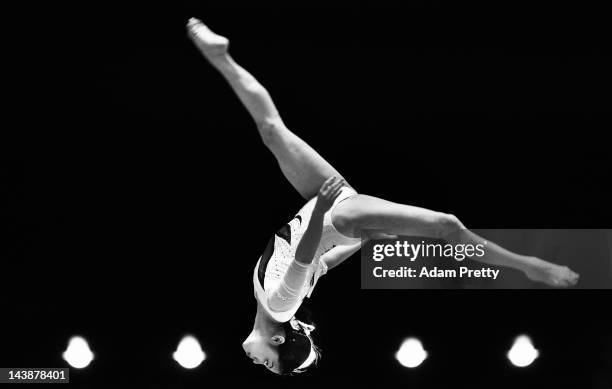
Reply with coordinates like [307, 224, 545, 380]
[242, 331, 283, 374]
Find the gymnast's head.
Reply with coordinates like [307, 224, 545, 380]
[242, 316, 320, 375]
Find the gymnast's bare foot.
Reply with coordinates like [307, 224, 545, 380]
[525, 259, 580, 287]
[187, 17, 229, 59]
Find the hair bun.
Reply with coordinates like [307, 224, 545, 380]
[293, 318, 315, 335]
[279, 317, 320, 374]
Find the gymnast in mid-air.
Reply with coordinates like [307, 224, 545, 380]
[186, 17, 579, 375]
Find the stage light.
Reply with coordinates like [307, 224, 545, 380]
[173, 335, 206, 369]
[395, 337, 428, 368]
[507, 334, 539, 367]
[62, 336, 94, 369]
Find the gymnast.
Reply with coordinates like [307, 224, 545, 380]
[186, 17, 579, 375]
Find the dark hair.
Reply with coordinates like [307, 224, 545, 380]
[276, 309, 321, 375]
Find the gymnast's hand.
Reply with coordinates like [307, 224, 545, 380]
[314, 176, 345, 213]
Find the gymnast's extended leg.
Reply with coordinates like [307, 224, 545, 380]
[332, 195, 580, 287]
[187, 18, 350, 200]
[187, 18, 579, 288]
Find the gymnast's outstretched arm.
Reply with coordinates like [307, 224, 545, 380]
[267, 177, 344, 313]
[295, 177, 345, 265]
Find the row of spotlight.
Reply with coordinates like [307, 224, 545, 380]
[396, 335, 539, 368]
[63, 335, 205, 369]
[62, 334, 538, 370]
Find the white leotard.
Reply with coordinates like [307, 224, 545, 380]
[253, 186, 360, 322]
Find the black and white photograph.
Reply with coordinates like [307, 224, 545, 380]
[2, 1, 612, 388]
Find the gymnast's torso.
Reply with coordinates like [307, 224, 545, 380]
[253, 186, 360, 322]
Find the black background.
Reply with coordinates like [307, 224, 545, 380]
[2, 1, 612, 388]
